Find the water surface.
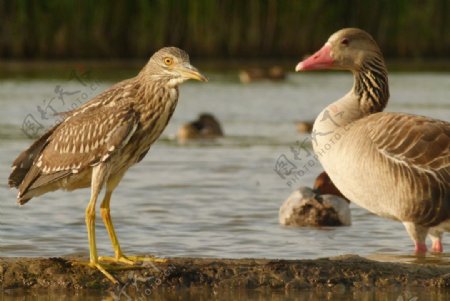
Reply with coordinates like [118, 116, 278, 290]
[0, 72, 449, 262]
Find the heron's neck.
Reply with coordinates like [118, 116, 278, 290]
[313, 56, 389, 136]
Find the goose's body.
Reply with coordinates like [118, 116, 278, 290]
[296, 28, 450, 253]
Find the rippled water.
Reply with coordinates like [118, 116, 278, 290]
[0, 72, 449, 264]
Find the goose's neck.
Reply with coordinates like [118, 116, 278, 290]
[314, 56, 389, 135]
[353, 57, 389, 115]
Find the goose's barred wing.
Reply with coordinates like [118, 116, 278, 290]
[367, 113, 450, 172]
[366, 112, 450, 225]
[12, 104, 139, 203]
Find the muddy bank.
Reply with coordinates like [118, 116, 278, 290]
[1, 255, 450, 293]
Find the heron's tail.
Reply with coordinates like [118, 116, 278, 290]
[8, 126, 57, 204]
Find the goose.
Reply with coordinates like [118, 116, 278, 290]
[295, 120, 314, 134]
[177, 113, 224, 143]
[279, 172, 351, 227]
[295, 28, 450, 254]
[239, 66, 286, 83]
[313, 171, 347, 200]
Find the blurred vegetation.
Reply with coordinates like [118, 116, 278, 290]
[0, 0, 449, 60]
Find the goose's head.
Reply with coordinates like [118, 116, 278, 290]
[313, 172, 348, 202]
[295, 28, 383, 72]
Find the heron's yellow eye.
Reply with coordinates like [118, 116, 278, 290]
[164, 57, 173, 66]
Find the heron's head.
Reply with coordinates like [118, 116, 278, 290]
[145, 47, 207, 85]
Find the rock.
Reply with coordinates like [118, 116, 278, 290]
[279, 187, 351, 226]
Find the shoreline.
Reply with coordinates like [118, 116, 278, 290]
[2, 255, 450, 292]
[0, 59, 449, 81]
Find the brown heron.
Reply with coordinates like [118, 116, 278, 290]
[8, 47, 207, 283]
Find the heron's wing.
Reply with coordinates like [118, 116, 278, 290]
[17, 105, 140, 202]
[57, 78, 139, 118]
[8, 123, 59, 188]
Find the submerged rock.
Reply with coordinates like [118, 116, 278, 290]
[279, 172, 351, 227]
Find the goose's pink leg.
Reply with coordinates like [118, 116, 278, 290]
[431, 240, 443, 253]
[414, 242, 427, 254]
[403, 222, 428, 255]
[429, 229, 443, 253]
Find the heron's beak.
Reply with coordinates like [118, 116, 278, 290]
[177, 63, 208, 82]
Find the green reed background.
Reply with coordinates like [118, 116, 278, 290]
[0, 0, 448, 59]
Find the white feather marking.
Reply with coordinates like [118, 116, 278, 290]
[169, 87, 178, 99]
[167, 78, 185, 87]
[380, 148, 439, 179]
[121, 123, 138, 147]
[87, 124, 92, 140]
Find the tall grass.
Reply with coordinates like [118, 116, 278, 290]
[0, 0, 448, 59]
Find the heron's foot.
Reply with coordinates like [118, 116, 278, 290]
[71, 260, 119, 284]
[92, 262, 119, 284]
[99, 254, 167, 265]
[98, 255, 135, 265]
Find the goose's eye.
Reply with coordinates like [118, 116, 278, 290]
[164, 57, 173, 66]
[341, 38, 349, 46]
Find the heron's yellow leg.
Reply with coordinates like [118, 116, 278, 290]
[99, 189, 134, 265]
[98, 173, 167, 265]
[84, 164, 118, 284]
[98, 191, 167, 265]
